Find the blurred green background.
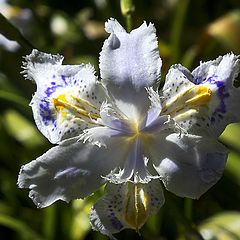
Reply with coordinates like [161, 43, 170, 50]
[0, 0, 240, 239]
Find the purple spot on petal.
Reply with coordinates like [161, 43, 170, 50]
[200, 75, 230, 123]
[39, 99, 56, 126]
[61, 75, 67, 85]
[45, 85, 60, 97]
[109, 215, 123, 230]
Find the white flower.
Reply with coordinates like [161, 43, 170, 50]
[17, 18, 240, 238]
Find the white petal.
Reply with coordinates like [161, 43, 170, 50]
[140, 88, 177, 133]
[101, 18, 161, 89]
[79, 126, 124, 148]
[99, 102, 133, 133]
[17, 137, 128, 208]
[161, 65, 207, 133]
[163, 54, 240, 136]
[22, 49, 106, 143]
[100, 18, 162, 120]
[113, 139, 149, 183]
[192, 53, 240, 135]
[79, 126, 152, 184]
[90, 180, 164, 237]
[150, 133, 227, 199]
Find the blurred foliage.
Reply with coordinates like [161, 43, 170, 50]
[0, 0, 240, 239]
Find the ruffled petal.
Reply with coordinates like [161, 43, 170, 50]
[150, 133, 228, 199]
[139, 88, 176, 133]
[161, 64, 213, 135]
[90, 180, 164, 238]
[161, 58, 240, 136]
[99, 18, 162, 121]
[191, 53, 240, 135]
[99, 102, 133, 134]
[17, 137, 129, 208]
[79, 126, 126, 148]
[22, 49, 107, 143]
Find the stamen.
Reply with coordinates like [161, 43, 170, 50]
[162, 85, 212, 115]
[53, 93, 100, 121]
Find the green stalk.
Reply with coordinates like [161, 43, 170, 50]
[0, 90, 28, 107]
[170, 0, 190, 64]
[126, 14, 133, 32]
[43, 206, 56, 240]
[120, 0, 135, 32]
[184, 197, 193, 221]
[0, 13, 35, 52]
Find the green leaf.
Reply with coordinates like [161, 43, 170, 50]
[220, 123, 240, 153]
[225, 151, 240, 185]
[0, 214, 44, 240]
[3, 109, 44, 148]
[71, 199, 92, 240]
[170, 0, 190, 64]
[0, 13, 34, 51]
[0, 90, 29, 108]
[199, 211, 240, 240]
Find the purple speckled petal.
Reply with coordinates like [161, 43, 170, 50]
[161, 64, 208, 134]
[192, 53, 240, 136]
[22, 49, 107, 143]
[162, 55, 240, 136]
[90, 180, 164, 238]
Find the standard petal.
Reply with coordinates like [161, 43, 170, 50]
[150, 133, 228, 199]
[90, 180, 164, 238]
[99, 18, 162, 120]
[17, 137, 129, 208]
[192, 53, 240, 135]
[22, 49, 107, 143]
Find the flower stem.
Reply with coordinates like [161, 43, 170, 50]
[126, 14, 132, 32]
[120, 0, 135, 32]
[184, 198, 193, 221]
[170, 0, 190, 64]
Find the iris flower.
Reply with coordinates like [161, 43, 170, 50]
[18, 18, 240, 238]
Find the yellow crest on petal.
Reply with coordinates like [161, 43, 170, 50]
[52, 90, 100, 121]
[123, 183, 149, 231]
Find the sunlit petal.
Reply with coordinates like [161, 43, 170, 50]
[162, 64, 212, 135]
[99, 18, 162, 120]
[192, 53, 240, 135]
[163, 54, 240, 136]
[22, 49, 107, 143]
